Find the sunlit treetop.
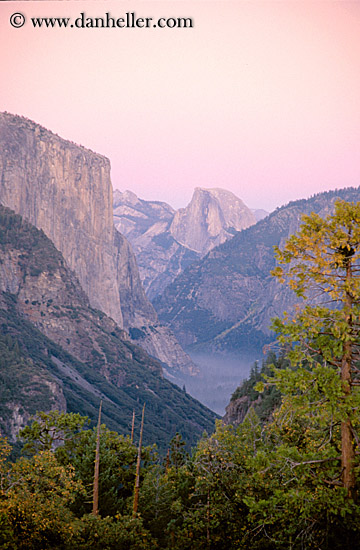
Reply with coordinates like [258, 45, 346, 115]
[272, 200, 360, 303]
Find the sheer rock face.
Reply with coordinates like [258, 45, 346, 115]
[113, 228, 196, 374]
[0, 112, 194, 375]
[114, 229, 157, 327]
[169, 188, 256, 255]
[113, 188, 256, 299]
[222, 396, 255, 427]
[0, 112, 122, 326]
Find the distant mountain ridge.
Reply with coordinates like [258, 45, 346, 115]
[252, 208, 269, 222]
[153, 187, 360, 357]
[113, 187, 256, 299]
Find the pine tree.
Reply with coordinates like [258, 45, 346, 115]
[271, 200, 360, 497]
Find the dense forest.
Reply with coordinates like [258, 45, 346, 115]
[1, 373, 360, 550]
[2, 200, 360, 549]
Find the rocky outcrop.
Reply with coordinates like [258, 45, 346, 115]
[154, 187, 360, 356]
[113, 188, 256, 299]
[114, 229, 158, 327]
[113, 189, 199, 299]
[113, 190, 175, 243]
[223, 395, 258, 427]
[170, 188, 256, 255]
[128, 324, 198, 377]
[0, 112, 194, 375]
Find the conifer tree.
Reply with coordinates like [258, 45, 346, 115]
[271, 200, 360, 496]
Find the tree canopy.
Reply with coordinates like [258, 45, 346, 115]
[271, 200, 360, 495]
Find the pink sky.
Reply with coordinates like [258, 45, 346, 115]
[1, 1, 360, 211]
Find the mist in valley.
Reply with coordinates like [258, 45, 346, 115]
[175, 351, 260, 416]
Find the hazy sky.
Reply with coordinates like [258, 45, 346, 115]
[1, 1, 360, 211]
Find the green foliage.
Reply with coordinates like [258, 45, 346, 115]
[0, 434, 155, 550]
[57, 425, 142, 517]
[240, 399, 360, 549]
[70, 514, 156, 550]
[0, 330, 54, 440]
[128, 327, 146, 340]
[168, 433, 189, 471]
[271, 200, 360, 365]
[3, 398, 360, 550]
[270, 200, 360, 495]
[0, 285, 217, 452]
[140, 463, 195, 547]
[19, 410, 90, 454]
[19, 411, 157, 518]
[0, 447, 84, 549]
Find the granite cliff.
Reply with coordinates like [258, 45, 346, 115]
[0, 112, 194, 375]
[113, 190, 199, 299]
[113, 187, 256, 299]
[0, 205, 217, 446]
[0, 112, 122, 324]
[169, 187, 256, 255]
[154, 187, 360, 356]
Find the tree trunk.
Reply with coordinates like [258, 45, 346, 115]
[92, 400, 102, 515]
[341, 345, 356, 496]
[341, 263, 356, 497]
[133, 403, 145, 517]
